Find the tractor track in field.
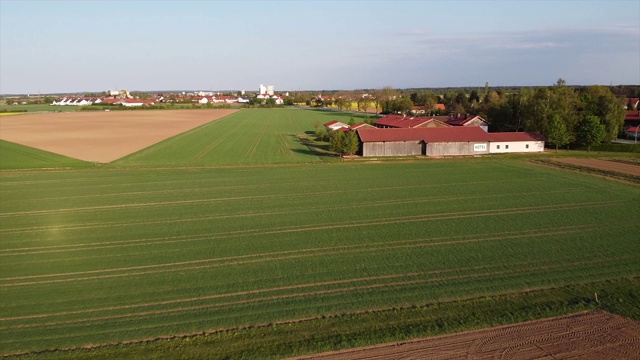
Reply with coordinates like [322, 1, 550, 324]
[2, 260, 540, 322]
[0, 177, 549, 215]
[1, 223, 601, 269]
[0, 200, 621, 256]
[277, 133, 294, 157]
[0, 187, 585, 236]
[288, 111, 301, 134]
[194, 112, 257, 160]
[0, 172, 300, 190]
[244, 113, 273, 159]
[1, 256, 633, 330]
[0, 180, 332, 204]
[0, 224, 614, 287]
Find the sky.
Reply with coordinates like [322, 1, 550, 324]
[1, 0, 639, 94]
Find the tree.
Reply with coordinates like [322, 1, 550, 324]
[547, 115, 571, 151]
[375, 87, 398, 114]
[454, 91, 469, 108]
[577, 116, 605, 151]
[334, 97, 349, 112]
[314, 122, 328, 141]
[469, 90, 480, 104]
[382, 97, 414, 114]
[579, 86, 625, 142]
[328, 129, 359, 156]
[358, 97, 371, 112]
[342, 131, 359, 155]
[329, 130, 345, 154]
[523, 84, 579, 139]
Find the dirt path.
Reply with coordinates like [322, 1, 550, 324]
[292, 310, 640, 359]
[0, 109, 237, 162]
[551, 158, 640, 176]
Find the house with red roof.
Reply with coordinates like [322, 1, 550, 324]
[119, 98, 155, 107]
[374, 114, 450, 129]
[356, 127, 544, 157]
[625, 126, 640, 140]
[349, 122, 375, 131]
[624, 110, 640, 128]
[410, 103, 447, 115]
[444, 114, 490, 132]
[324, 120, 349, 131]
[623, 98, 639, 110]
[197, 96, 215, 104]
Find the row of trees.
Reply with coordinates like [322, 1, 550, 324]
[476, 80, 626, 149]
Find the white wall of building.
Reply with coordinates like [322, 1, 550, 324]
[489, 141, 544, 153]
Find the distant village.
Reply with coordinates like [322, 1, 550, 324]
[3, 83, 639, 151]
[46, 84, 286, 107]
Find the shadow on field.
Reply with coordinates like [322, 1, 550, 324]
[295, 133, 336, 158]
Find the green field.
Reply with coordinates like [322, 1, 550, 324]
[0, 104, 79, 113]
[112, 109, 371, 166]
[1, 158, 639, 357]
[1, 108, 639, 358]
[0, 140, 92, 170]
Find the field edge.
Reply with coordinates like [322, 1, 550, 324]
[9, 276, 639, 360]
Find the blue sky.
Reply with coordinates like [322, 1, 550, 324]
[1, 0, 638, 94]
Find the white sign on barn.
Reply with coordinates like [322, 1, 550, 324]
[473, 144, 487, 151]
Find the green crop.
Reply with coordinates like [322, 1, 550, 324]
[1, 159, 638, 356]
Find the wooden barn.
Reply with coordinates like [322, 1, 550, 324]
[357, 127, 544, 157]
[357, 127, 491, 157]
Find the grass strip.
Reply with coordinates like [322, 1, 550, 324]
[8, 277, 638, 360]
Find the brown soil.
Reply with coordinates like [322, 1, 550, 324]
[293, 310, 640, 360]
[0, 109, 237, 162]
[551, 158, 640, 176]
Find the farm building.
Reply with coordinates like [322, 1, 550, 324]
[625, 126, 640, 140]
[443, 114, 490, 132]
[488, 132, 546, 153]
[374, 114, 450, 129]
[324, 120, 349, 131]
[624, 110, 640, 128]
[349, 122, 375, 131]
[356, 127, 544, 157]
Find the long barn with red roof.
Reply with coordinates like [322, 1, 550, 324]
[356, 127, 544, 157]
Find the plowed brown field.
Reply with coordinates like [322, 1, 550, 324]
[0, 109, 237, 162]
[293, 311, 640, 360]
[551, 158, 640, 176]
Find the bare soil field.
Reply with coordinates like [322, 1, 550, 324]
[551, 158, 640, 176]
[294, 310, 640, 360]
[0, 109, 237, 162]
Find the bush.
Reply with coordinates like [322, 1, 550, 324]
[592, 143, 640, 153]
